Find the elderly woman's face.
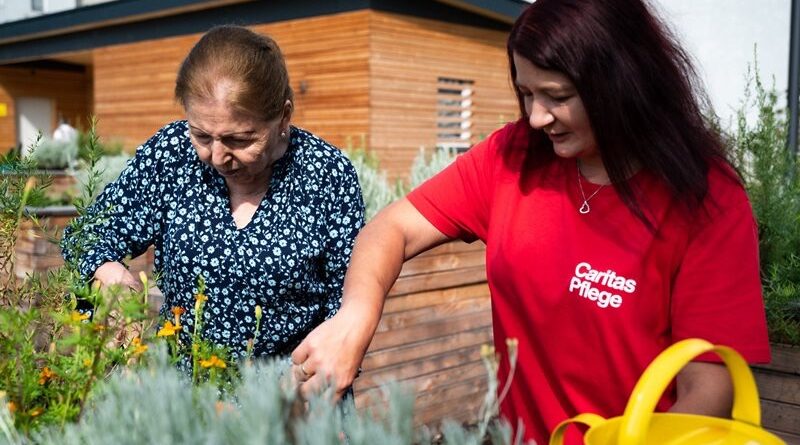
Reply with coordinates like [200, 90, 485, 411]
[185, 84, 286, 187]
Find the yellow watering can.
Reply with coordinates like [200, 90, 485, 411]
[549, 338, 786, 445]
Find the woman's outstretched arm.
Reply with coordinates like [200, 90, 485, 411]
[291, 198, 451, 398]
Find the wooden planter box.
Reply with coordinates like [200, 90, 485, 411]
[753, 343, 800, 444]
[353, 240, 493, 429]
[14, 206, 153, 280]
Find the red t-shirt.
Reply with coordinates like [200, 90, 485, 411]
[407, 122, 770, 445]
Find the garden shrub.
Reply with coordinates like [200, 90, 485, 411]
[730, 60, 800, 346]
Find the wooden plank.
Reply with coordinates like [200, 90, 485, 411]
[414, 389, 486, 428]
[761, 399, 800, 436]
[389, 266, 487, 296]
[362, 327, 492, 370]
[399, 249, 485, 277]
[354, 359, 487, 405]
[358, 349, 486, 394]
[767, 429, 800, 445]
[376, 297, 491, 333]
[753, 344, 800, 375]
[754, 369, 800, 405]
[367, 310, 492, 351]
[383, 283, 489, 314]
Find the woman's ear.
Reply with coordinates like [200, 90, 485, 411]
[281, 100, 293, 130]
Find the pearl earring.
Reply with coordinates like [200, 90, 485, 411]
[280, 131, 287, 138]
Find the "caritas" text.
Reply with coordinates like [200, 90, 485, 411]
[568, 262, 637, 309]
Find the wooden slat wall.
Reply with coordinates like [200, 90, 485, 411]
[0, 66, 91, 153]
[92, 10, 370, 151]
[368, 11, 518, 180]
[353, 240, 493, 430]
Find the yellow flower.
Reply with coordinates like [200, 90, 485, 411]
[139, 271, 148, 287]
[131, 337, 148, 356]
[199, 355, 227, 369]
[254, 305, 262, 321]
[171, 306, 186, 325]
[480, 344, 495, 360]
[28, 407, 43, 417]
[83, 358, 93, 368]
[70, 311, 90, 323]
[157, 320, 182, 337]
[195, 293, 208, 303]
[38, 367, 55, 385]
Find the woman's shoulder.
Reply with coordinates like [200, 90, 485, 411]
[133, 120, 195, 165]
[289, 126, 356, 175]
[705, 158, 748, 204]
[691, 157, 752, 225]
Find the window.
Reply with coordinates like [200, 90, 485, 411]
[436, 77, 473, 152]
[31, 0, 43, 11]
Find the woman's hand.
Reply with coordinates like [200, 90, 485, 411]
[290, 199, 451, 399]
[291, 304, 376, 399]
[94, 261, 142, 292]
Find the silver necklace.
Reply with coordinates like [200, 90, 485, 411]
[577, 161, 605, 214]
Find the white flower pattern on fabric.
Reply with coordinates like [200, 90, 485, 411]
[62, 121, 365, 361]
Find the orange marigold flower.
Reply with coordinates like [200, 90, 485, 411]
[199, 355, 227, 369]
[131, 337, 148, 356]
[6, 401, 16, 414]
[171, 306, 186, 325]
[29, 407, 43, 417]
[70, 311, 90, 323]
[215, 401, 234, 415]
[157, 320, 182, 337]
[38, 367, 55, 385]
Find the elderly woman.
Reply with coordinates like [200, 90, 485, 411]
[62, 25, 364, 364]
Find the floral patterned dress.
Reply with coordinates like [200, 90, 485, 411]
[62, 121, 365, 361]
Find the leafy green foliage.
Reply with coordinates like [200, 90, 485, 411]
[347, 145, 457, 221]
[28, 140, 78, 171]
[730, 59, 800, 345]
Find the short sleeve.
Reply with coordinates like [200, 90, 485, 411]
[407, 126, 509, 242]
[671, 173, 771, 363]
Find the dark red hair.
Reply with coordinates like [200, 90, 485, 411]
[508, 0, 732, 226]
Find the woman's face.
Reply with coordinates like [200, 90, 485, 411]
[512, 52, 600, 167]
[185, 81, 288, 188]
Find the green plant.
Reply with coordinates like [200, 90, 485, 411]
[408, 147, 457, 190]
[0, 346, 515, 445]
[345, 149, 397, 221]
[730, 57, 800, 346]
[74, 154, 131, 200]
[0, 122, 152, 434]
[28, 140, 78, 171]
[347, 145, 457, 221]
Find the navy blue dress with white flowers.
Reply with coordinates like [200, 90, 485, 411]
[62, 121, 365, 360]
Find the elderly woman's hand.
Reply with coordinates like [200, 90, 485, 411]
[94, 261, 142, 292]
[291, 305, 376, 399]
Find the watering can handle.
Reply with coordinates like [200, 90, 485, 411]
[617, 338, 762, 445]
[549, 413, 606, 445]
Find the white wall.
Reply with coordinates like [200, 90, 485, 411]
[0, 0, 81, 24]
[651, 0, 791, 123]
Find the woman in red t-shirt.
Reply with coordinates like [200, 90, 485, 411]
[289, 1, 771, 443]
